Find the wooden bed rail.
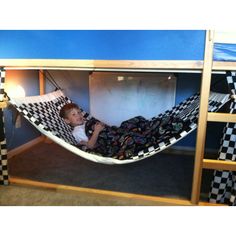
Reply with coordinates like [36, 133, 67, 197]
[1, 59, 203, 70]
[203, 159, 236, 171]
[207, 112, 236, 123]
[1, 59, 236, 72]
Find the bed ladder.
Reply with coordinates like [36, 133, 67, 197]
[191, 30, 236, 205]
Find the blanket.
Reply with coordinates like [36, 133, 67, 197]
[85, 115, 190, 159]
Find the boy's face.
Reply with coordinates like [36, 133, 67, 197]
[64, 108, 84, 126]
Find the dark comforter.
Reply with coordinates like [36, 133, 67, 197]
[85, 115, 190, 159]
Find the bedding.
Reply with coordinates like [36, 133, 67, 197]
[85, 115, 190, 159]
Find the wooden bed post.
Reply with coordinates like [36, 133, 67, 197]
[39, 69, 52, 143]
[39, 70, 45, 95]
[191, 30, 215, 204]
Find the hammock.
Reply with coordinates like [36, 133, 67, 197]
[9, 90, 230, 165]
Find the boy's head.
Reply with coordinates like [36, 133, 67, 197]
[59, 103, 84, 127]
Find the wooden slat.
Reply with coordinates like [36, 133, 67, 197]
[2, 59, 236, 71]
[39, 70, 45, 95]
[9, 177, 193, 206]
[9, 177, 225, 206]
[208, 112, 236, 123]
[1, 59, 203, 70]
[213, 61, 236, 71]
[93, 60, 203, 69]
[0, 59, 95, 69]
[203, 159, 236, 171]
[191, 30, 215, 205]
[38, 69, 53, 143]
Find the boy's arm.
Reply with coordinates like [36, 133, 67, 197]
[80, 122, 104, 149]
[86, 129, 101, 149]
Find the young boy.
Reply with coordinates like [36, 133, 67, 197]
[59, 103, 105, 150]
[59, 103, 151, 159]
[60, 103, 187, 159]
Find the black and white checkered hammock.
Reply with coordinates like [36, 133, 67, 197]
[9, 89, 230, 165]
[208, 71, 236, 206]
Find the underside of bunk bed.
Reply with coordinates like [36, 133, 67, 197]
[0, 63, 235, 206]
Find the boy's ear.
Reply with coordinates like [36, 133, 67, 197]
[64, 118, 71, 125]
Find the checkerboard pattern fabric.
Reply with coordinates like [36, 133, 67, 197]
[9, 88, 230, 165]
[0, 110, 9, 185]
[209, 72, 236, 206]
[0, 68, 5, 101]
[0, 68, 9, 185]
[11, 90, 78, 146]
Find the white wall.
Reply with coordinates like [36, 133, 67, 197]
[90, 72, 176, 126]
[48, 70, 90, 112]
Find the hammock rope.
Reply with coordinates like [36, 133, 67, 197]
[9, 89, 230, 165]
[39, 70, 61, 90]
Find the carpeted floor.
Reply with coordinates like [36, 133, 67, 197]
[1, 184, 165, 206]
[5, 142, 214, 204]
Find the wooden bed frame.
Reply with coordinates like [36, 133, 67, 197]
[1, 30, 236, 206]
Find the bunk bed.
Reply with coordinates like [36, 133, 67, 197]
[1, 30, 236, 205]
[192, 31, 236, 205]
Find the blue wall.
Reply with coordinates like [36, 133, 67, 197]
[0, 30, 205, 60]
[4, 70, 41, 149]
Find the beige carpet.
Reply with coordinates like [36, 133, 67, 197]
[0, 184, 168, 206]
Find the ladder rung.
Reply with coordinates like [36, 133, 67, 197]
[203, 159, 236, 171]
[208, 112, 236, 123]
